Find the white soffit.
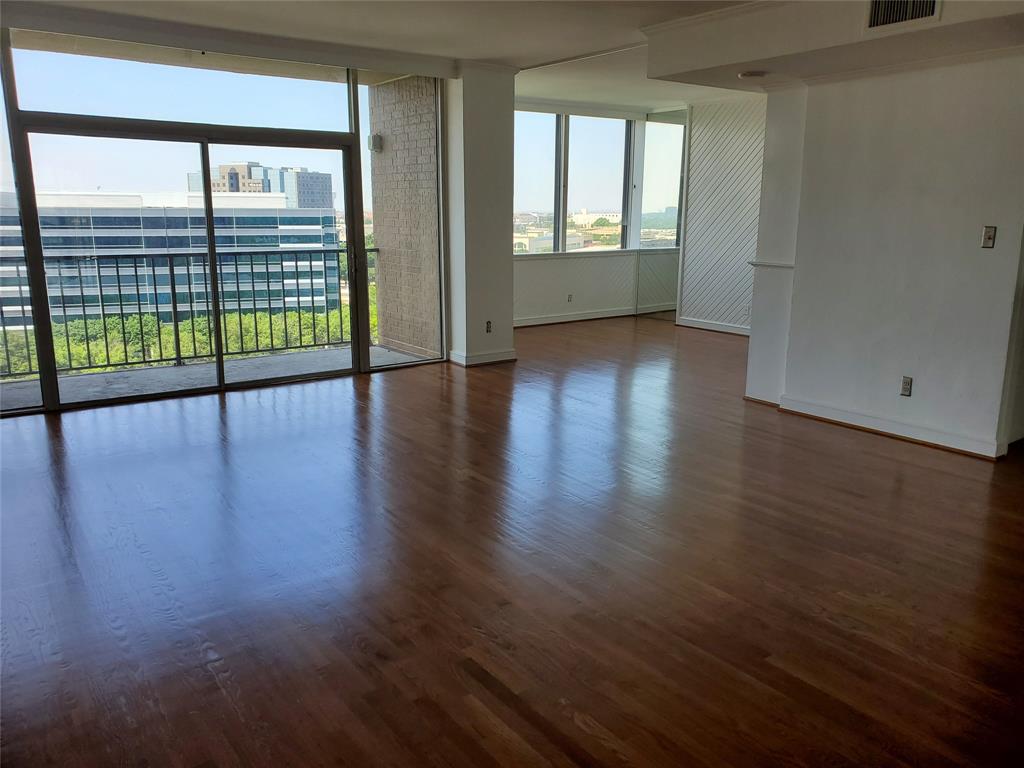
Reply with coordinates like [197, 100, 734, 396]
[17, 0, 739, 70]
[515, 45, 739, 116]
[645, 0, 1024, 91]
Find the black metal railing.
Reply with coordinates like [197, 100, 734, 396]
[0, 248, 372, 378]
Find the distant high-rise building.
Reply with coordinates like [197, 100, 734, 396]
[186, 163, 333, 209]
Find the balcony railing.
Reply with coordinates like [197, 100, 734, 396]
[0, 247, 375, 378]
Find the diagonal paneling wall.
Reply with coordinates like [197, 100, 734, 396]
[679, 95, 766, 334]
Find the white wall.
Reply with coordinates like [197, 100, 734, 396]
[637, 248, 679, 312]
[997, 238, 1024, 446]
[745, 85, 806, 403]
[446, 65, 517, 366]
[678, 95, 766, 336]
[777, 54, 1024, 457]
[513, 249, 678, 326]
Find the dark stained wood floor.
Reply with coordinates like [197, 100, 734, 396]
[3, 316, 1023, 767]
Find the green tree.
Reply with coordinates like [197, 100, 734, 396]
[0, 286, 379, 378]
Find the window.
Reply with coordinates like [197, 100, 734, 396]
[38, 215, 90, 228]
[511, 109, 689, 256]
[280, 234, 322, 244]
[236, 234, 280, 246]
[41, 236, 94, 248]
[640, 122, 685, 249]
[513, 112, 556, 254]
[92, 216, 142, 229]
[566, 116, 627, 252]
[11, 43, 349, 131]
[94, 236, 143, 247]
[235, 216, 279, 227]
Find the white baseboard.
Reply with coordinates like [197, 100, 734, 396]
[514, 307, 635, 327]
[779, 395, 1002, 458]
[449, 348, 517, 367]
[636, 302, 677, 314]
[676, 317, 751, 336]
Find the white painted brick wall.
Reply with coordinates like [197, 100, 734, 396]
[369, 77, 442, 357]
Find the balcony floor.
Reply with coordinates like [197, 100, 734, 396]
[0, 345, 426, 410]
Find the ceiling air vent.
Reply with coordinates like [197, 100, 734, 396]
[868, 0, 937, 28]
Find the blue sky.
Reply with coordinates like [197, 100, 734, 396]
[515, 114, 683, 215]
[7, 49, 362, 211]
[5, 48, 682, 215]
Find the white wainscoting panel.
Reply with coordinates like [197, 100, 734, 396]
[637, 249, 680, 313]
[514, 251, 637, 326]
[513, 249, 681, 326]
[679, 95, 766, 334]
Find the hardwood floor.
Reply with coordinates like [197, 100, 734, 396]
[2, 315, 1023, 767]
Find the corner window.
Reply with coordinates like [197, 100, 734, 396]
[512, 111, 556, 254]
[640, 122, 685, 249]
[512, 109, 683, 256]
[565, 116, 627, 252]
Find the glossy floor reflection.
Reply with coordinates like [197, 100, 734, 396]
[0, 345, 427, 411]
[2, 315, 1023, 766]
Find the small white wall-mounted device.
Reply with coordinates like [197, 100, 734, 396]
[982, 226, 997, 249]
[368, 134, 384, 153]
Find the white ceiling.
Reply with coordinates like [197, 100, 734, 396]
[516, 45, 737, 114]
[47, 0, 736, 69]
[22, 0, 746, 113]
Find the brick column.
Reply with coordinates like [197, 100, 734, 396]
[368, 76, 441, 357]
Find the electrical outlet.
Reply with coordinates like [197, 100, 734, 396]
[567, 294, 573, 303]
[900, 376, 913, 397]
[485, 320, 492, 334]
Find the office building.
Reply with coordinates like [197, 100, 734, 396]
[187, 163, 334, 208]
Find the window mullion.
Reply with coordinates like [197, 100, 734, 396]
[555, 114, 569, 253]
[620, 120, 634, 250]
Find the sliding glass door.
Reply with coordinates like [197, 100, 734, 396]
[26, 133, 218, 405]
[5, 117, 366, 409]
[1, 29, 455, 413]
[0, 79, 40, 412]
[206, 144, 354, 385]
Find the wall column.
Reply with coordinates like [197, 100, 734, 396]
[445, 63, 516, 366]
[744, 85, 806, 403]
[368, 76, 442, 357]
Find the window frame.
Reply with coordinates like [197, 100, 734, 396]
[511, 110, 559, 255]
[513, 107, 689, 256]
[637, 117, 688, 251]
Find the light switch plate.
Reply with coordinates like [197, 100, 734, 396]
[982, 226, 997, 248]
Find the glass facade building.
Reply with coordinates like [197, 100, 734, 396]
[0, 191, 343, 330]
